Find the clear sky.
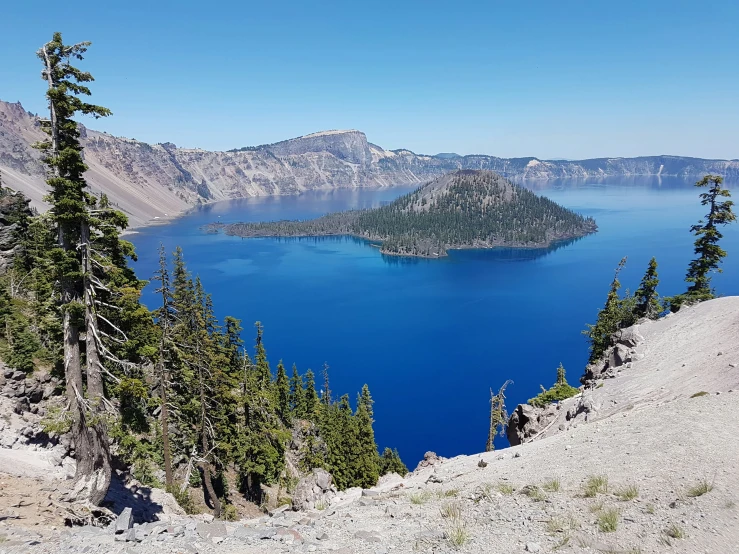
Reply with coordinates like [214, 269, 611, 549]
[1, 0, 737, 159]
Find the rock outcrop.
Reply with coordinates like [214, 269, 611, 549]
[291, 468, 337, 511]
[2, 99, 738, 228]
[581, 324, 645, 385]
[507, 323, 647, 446]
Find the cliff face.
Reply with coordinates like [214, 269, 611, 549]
[1, 99, 738, 227]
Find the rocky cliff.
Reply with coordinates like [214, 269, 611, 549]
[2, 99, 738, 227]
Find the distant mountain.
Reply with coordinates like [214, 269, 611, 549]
[212, 170, 597, 257]
[434, 153, 461, 159]
[1, 99, 737, 227]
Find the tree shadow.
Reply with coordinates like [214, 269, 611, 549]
[102, 473, 165, 524]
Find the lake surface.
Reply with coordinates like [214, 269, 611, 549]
[129, 177, 739, 467]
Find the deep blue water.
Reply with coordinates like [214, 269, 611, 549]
[128, 177, 739, 467]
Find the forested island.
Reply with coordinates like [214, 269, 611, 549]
[207, 170, 598, 257]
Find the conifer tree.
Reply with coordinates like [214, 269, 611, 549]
[290, 364, 306, 419]
[583, 257, 630, 364]
[152, 244, 175, 488]
[304, 369, 318, 417]
[254, 321, 271, 386]
[192, 277, 222, 517]
[320, 395, 356, 489]
[684, 175, 736, 300]
[354, 385, 380, 488]
[633, 257, 660, 320]
[275, 360, 291, 425]
[379, 448, 408, 476]
[486, 380, 512, 452]
[36, 32, 116, 505]
[236, 323, 288, 502]
[321, 362, 332, 405]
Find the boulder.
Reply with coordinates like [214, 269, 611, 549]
[507, 403, 558, 447]
[115, 507, 134, 534]
[609, 343, 631, 368]
[617, 325, 644, 348]
[292, 468, 335, 511]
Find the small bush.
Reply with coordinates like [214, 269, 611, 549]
[686, 478, 714, 497]
[690, 391, 709, 398]
[528, 363, 580, 408]
[597, 508, 619, 532]
[168, 486, 200, 515]
[582, 475, 608, 497]
[441, 488, 460, 498]
[615, 483, 639, 501]
[222, 503, 239, 521]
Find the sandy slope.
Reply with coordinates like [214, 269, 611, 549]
[1, 298, 738, 553]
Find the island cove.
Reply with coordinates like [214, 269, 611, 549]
[204, 170, 597, 258]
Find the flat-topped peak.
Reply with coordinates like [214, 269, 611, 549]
[299, 129, 362, 139]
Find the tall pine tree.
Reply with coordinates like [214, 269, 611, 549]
[685, 175, 736, 300]
[633, 257, 660, 320]
[36, 32, 116, 505]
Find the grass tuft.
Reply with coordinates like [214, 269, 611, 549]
[686, 478, 714, 498]
[589, 500, 605, 513]
[615, 483, 639, 501]
[546, 514, 580, 535]
[690, 391, 709, 398]
[522, 485, 546, 502]
[582, 475, 609, 498]
[408, 490, 432, 505]
[440, 502, 462, 519]
[596, 507, 619, 532]
[443, 507, 469, 550]
[496, 482, 515, 495]
[543, 478, 561, 492]
[664, 523, 684, 539]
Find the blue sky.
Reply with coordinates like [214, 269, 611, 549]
[1, 0, 737, 159]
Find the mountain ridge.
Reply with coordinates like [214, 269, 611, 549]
[1, 99, 738, 228]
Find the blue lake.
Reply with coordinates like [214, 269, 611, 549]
[128, 177, 739, 467]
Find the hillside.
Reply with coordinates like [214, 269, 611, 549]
[2, 99, 738, 227]
[1, 297, 737, 553]
[216, 170, 597, 257]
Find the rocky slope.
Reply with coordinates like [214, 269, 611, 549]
[2, 99, 738, 228]
[1, 297, 738, 553]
